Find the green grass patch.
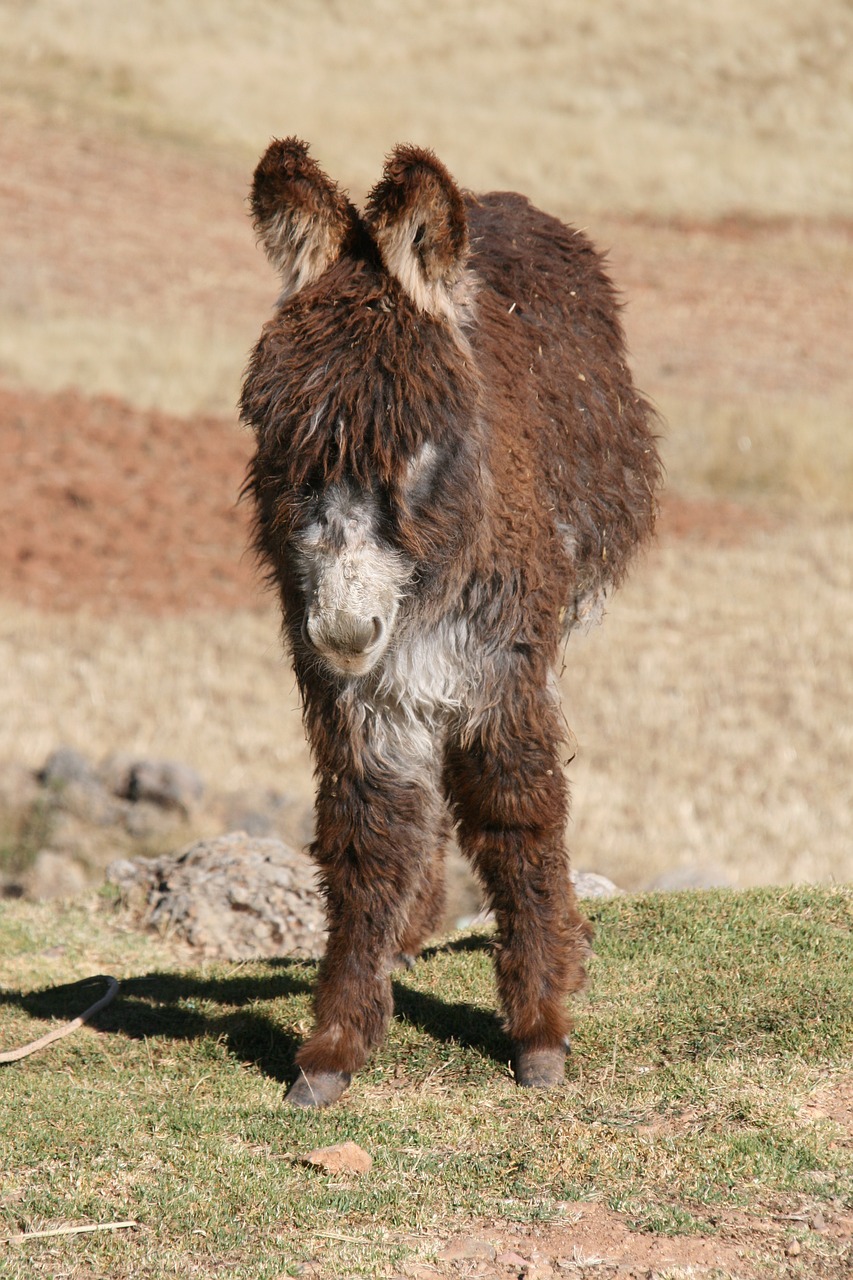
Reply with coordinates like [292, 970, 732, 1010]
[1, 886, 851, 1277]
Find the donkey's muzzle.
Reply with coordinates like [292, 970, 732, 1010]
[303, 610, 386, 674]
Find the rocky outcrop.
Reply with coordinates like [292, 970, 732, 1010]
[0, 747, 313, 902]
[107, 832, 325, 960]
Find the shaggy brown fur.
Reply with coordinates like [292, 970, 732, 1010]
[241, 139, 662, 1106]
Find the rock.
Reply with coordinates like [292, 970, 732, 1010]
[24, 849, 88, 900]
[123, 799, 184, 840]
[571, 870, 623, 899]
[38, 746, 95, 788]
[496, 1250, 531, 1267]
[645, 864, 734, 892]
[97, 752, 137, 798]
[55, 778, 127, 828]
[784, 1238, 802, 1257]
[107, 831, 325, 960]
[439, 1238, 497, 1262]
[301, 1141, 372, 1175]
[123, 759, 205, 814]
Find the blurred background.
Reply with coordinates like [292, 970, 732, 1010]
[1, 0, 851, 908]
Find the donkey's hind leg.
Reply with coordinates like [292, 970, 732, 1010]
[393, 815, 451, 967]
[445, 678, 591, 1088]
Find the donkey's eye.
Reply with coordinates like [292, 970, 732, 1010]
[403, 441, 441, 506]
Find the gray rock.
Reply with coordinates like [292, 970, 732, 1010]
[218, 787, 314, 847]
[107, 831, 325, 960]
[56, 778, 128, 828]
[97, 752, 137, 798]
[38, 747, 95, 789]
[571, 869, 623, 899]
[123, 760, 205, 815]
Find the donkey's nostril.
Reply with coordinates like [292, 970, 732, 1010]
[347, 617, 379, 654]
[370, 617, 384, 648]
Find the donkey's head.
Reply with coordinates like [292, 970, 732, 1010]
[242, 140, 483, 678]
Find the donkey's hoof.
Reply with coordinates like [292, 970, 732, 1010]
[512, 1045, 567, 1089]
[285, 1069, 352, 1108]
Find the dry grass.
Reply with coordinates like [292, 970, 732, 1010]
[3, 515, 851, 893]
[0, 310, 256, 420]
[2, 0, 852, 220]
[656, 396, 853, 512]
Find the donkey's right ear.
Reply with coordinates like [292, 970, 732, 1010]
[251, 138, 352, 300]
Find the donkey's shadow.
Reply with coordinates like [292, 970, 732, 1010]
[1, 934, 507, 1082]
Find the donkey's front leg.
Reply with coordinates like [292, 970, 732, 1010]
[286, 758, 437, 1107]
[445, 686, 592, 1090]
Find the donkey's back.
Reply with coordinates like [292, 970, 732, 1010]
[467, 192, 658, 628]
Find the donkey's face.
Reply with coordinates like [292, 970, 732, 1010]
[243, 140, 481, 679]
[295, 480, 411, 676]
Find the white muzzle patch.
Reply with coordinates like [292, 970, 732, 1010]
[295, 484, 411, 677]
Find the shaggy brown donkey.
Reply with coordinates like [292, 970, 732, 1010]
[242, 139, 661, 1107]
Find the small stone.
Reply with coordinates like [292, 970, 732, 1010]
[301, 1141, 372, 1175]
[784, 1239, 802, 1257]
[439, 1238, 497, 1262]
[496, 1251, 530, 1268]
[809, 1212, 826, 1231]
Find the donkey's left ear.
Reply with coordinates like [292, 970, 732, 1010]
[364, 146, 470, 320]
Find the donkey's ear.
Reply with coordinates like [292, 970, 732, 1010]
[364, 145, 470, 319]
[251, 138, 352, 300]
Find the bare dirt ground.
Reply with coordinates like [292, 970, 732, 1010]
[0, 383, 774, 619]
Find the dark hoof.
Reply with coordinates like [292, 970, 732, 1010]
[285, 1069, 351, 1108]
[512, 1044, 567, 1089]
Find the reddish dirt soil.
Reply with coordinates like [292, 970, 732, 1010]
[0, 383, 259, 614]
[0, 382, 770, 617]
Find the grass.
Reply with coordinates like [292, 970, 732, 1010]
[0, 792, 55, 880]
[1, 886, 851, 1277]
[659, 396, 853, 512]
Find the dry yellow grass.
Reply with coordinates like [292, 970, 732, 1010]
[3, 516, 851, 892]
[2, 0, 852, 219]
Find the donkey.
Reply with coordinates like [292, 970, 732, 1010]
[241, 139, 661, 1107]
